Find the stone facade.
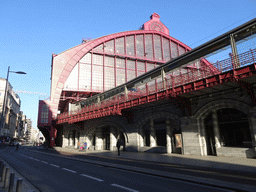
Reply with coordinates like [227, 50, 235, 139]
[59, 86, 256, 158]
[43, 14, 256, 159]
[0, 78, 21, 138]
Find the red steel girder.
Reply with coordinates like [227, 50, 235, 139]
[57, 62, 256, 125]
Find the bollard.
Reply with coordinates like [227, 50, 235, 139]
[1, 164, 6, 183]
[0, 162, 4, 182]
[16, 179, 23, 192]
[8, 172, 15, 192]
[4, 167, 10, 189]
[0, 161, 2, 171]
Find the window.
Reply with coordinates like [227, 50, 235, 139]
[154, 35, 162, 61]
[116, 37, 124, 55]
[92, 65, 103, 91]
[105, 67, 115, 90]
[178, 46, 185, 56]
[126, 36, 135, 56]
[171, 41, 178, 58]
[136, 35, 144, 58]
[80, 53, 91, 64]
[116, 58, 125, 68]
[127, 60, 135, 70]
[145, 34, 153, 59]
[105, 40, 114, 54]
[163, 38, 170, 61]
[116, 68, 125, 86]
[79, 63, 91, 90]
[64, 64, 78, 89]
[41, 104, 49, 124]
[137, 61, 145, 71]
[127, 70, 135, 82]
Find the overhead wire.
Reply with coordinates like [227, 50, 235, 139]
[189, 12, 256, 48]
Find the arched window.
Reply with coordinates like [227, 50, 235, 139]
[64, 33, 189, 92]
[41, 104, 49, 124]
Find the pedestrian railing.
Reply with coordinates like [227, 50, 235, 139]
[57, 48, 256, 123]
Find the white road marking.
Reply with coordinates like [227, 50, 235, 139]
[41, 161, 48, 164]
[62, 168, 77, 173]
[108, 168, 235, 191]
[111, 184, 139, 192]
[34, 159, 40, 161]
[50, 164, 60, 168]
[80, 174, 104, 182]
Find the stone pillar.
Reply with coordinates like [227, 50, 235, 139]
[79, 133, 85, 144]
[62, 135, 69, 147]
[49, 126, 56, 148]
[117, 128, 121, 140]
[212, 110, 221, 148]
[125, 132, 138, 152]
[166, 119, 172, 153]
[84, 135, 91, 148]
[139, 128, 144, 147]
[249, 111, 256, 153]
[182, 117, 202, 156]
[110, 127, 117, 151]
[95, 128, 103, 151]
[150, 119, 156, 147]
[75, 131, 79, 149]
[200, 118, 207, 156]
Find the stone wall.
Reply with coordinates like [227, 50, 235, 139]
[60, 88, 256, 158]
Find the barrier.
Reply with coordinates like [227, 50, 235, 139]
[0, 160, 24, 192]
[0, 164, 6, 183]
[4, 167, 10, 189]
[16, 179, 23, 192]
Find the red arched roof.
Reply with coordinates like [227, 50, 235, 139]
[50, 29, 218, 117]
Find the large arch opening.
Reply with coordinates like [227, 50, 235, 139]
[138, 112, 182, 153]
[154, 119, 167, 147]
[203, 108, 253, 157]
[204, 114, 217, 156]
[102, 126, 110, 150]
[142, 123, 150, 147]
[84, 120, 127, 151]
[218, 108, 252, 148]
[55, 126, 63, 147]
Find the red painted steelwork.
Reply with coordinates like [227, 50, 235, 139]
[56, 49, 256, 124]
[51, 29, 216, 118]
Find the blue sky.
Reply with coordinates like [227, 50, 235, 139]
[0, 0, 255, 129]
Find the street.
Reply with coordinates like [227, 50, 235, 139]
[0, 146, 254, 192]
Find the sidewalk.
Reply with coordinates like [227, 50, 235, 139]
[49, 146, 256, 173]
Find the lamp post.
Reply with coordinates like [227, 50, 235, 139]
[0, 66, 26, 137]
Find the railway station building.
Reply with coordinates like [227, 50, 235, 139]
[38, 13, 256, 158]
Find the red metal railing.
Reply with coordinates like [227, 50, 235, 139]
[57, 48, 256, 123]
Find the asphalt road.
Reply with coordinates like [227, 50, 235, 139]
[28, 146, 256, 186]
[0, 146, 251, 192]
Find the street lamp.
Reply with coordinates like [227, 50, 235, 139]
[0, 66, 26, 137]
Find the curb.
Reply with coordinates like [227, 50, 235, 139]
[28, 149, 256, 192]
[51, 147, 256, 173]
